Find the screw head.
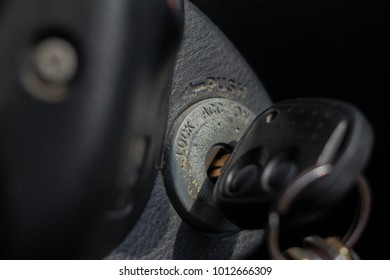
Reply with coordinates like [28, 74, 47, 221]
[21, 37, 78, 103]
[33, 37, 78, 84]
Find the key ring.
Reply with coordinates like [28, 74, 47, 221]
[267, 164, 372, 260]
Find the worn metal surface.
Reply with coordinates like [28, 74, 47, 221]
[165, 98, 256, 233]
[108, 0, 271, 259]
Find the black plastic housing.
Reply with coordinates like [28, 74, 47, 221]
[214, 99, 373, 229]
[0, 0, 182, 259]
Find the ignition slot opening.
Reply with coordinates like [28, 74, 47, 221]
[205, 144, 233, 184]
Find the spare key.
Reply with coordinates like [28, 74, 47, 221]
[214, 98, 373, 229]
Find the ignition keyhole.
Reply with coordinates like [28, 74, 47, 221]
[205, 144, 233, 183]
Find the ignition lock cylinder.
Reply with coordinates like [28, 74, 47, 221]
[166, 96, 373, 259]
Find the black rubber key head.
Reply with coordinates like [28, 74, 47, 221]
[214, 99, 373, 229]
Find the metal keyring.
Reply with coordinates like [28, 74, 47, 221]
[267, 164, 371, 260]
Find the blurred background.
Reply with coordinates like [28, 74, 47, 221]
[191, 0, 390, 259]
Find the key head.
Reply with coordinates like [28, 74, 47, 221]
[214, 99, 373, 229]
